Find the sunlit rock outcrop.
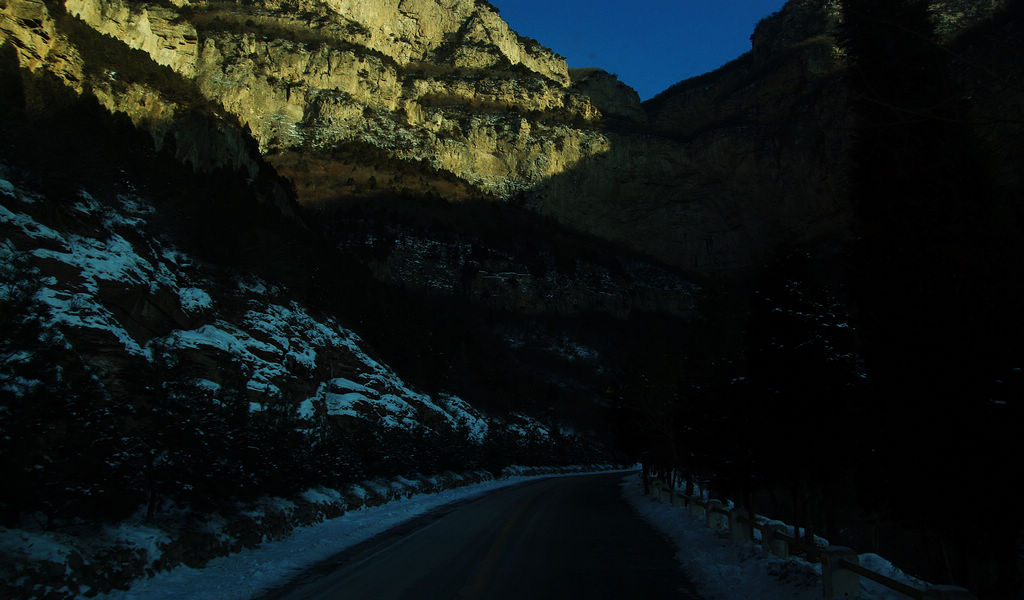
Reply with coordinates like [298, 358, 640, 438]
[568, 68, 645, 123]
[2, 0, 608, 204]
[2, 0, 1017, 277]
[65, 0, 200, 76]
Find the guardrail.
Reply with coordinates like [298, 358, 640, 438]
[645, 479, 977, 600]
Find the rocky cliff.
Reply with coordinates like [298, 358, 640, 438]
[0, 0, 704, 459]
[3, 0, 1019, 420]
[0, 97, 616, 597]
[1, 0, 608, 203]
[2, 0, 1018, 275]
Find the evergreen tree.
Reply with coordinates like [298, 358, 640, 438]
[841, 1, 1023, 594]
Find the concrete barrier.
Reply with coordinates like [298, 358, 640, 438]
[762, 524, 789, 559]
[706, 500, 728, 531]
[642, 472, 979, 599]
[822, 547, 859, 599]
[729, 507, 753, 543]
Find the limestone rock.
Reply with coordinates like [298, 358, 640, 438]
[569, 68, 645, 123]
[2, 0, 1017, 275]
[927, 0, 1011, 41]
[65, 0, 200, 76]
[0, 0, 84, 85]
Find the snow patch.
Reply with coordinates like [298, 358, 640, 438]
[193, 379, 221, 391]
[155, 323, 287, 393]
[326, 378, 374, 394]
[235, 277, 271, 296]
[0, 528, 73, 564]
[178, 287, 212, 313]
[622, 474, 822, 600]
[858, 553, 931, 598]
[438, 393, 488, 443]
[35, 288, 145, 355]
[623, 474, 944, 600]
[299, 488, 343, 505]
[33, 234, 154, 294]
[507, 413, 552, 440]
[1, 204, 66, 243]
[102, 524, 172, 568]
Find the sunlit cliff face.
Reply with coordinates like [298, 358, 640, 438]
[3, 0, 1013, 274]
[3, 0, 834, 273]
[1, 0, 618, 203]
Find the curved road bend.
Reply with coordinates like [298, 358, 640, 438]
[259, 472, 703, 600]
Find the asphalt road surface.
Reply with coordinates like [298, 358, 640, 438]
[259, 472, 703, 600]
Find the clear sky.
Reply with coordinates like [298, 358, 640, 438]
[491, 0, 789, 101]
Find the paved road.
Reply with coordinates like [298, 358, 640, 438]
[260, 472, 702, 600]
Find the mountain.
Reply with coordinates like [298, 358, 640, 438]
[2, 0, 1023, 597]
[3, 0, 1019, 273]
[1, 0, 849, 272]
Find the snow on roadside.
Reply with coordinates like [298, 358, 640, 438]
[621, 474, 822, 600]
[91, 470, 618, 600]
[621, 473, 940, 600]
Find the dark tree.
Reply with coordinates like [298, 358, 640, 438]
[0, 252, 139, 525]
[841, 1, 1024, 595]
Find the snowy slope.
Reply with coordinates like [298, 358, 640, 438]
[0, 169, 524, 438]
[1, 167, 591, 600]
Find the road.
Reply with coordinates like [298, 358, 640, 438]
[259, 472, 702, 600]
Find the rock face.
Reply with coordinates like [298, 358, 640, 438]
[568, 68, 645, 123]
[65, 0, 200, 76]
[1, 0, 1018, 276]
[545, 0, 853, 272]
[0, 0, 702, 452]
[5, 0, 605, 204]
[340, 228, 696, 318]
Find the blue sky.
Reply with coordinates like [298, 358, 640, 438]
[491, 0, 789, 100]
